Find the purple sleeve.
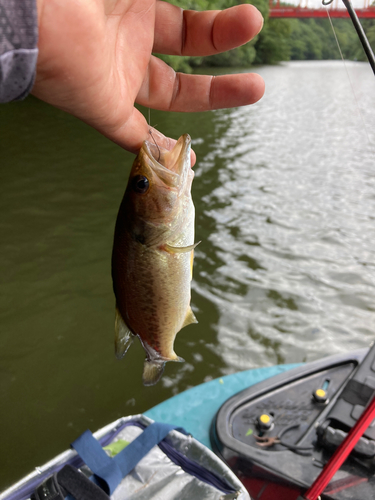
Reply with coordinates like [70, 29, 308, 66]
[0, 0, 38, 102]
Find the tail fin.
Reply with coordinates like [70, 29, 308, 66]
[142, 360, 165, 386]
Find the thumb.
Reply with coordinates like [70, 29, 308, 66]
[97, 107, 197, 165]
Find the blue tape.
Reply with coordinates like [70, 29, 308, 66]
[71, 430, 122, 495]
[71, 423, 184, 495]
[113, 422, 180, 477]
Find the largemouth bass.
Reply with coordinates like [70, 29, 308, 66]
[112, 134, 198, 386]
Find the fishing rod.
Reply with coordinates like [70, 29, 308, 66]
[323, 0, 375, 75]
[343, 0, 375, 75]
[298, 393, 375, 500]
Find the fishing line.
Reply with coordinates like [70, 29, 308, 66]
[147, 107, 161, 162]
[324, 3, 374, 156]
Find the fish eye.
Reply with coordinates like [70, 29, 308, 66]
[132, 175, 149, 194]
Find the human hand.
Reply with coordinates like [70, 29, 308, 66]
[33, 0, 265, 161]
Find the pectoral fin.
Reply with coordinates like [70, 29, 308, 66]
[182, 307, 198, 328]
[164, 241, 201, 254]
[115, 307, 134, 360]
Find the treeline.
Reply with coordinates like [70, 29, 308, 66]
[156, 0, 375, 68]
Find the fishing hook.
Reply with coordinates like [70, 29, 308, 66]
[149, 129, 161, 163]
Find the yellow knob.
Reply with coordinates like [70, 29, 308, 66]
[313, 388, 328, 403]
[260, 414, 270, 424]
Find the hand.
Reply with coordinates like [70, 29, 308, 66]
[33, 0, 265, 161]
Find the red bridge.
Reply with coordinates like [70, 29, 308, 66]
[269, 0, 375, 17]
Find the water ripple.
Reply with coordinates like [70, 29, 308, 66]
[194, 61, 375, 371]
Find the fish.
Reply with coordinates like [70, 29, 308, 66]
[111, 134, 198, 386]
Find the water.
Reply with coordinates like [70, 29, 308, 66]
[1, 61, 374, 490]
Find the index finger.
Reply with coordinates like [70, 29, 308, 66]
[153, 2, 264, 57]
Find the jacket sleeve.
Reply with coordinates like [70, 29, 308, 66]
[0, 0, 38, 103]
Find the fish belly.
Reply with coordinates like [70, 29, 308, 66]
[115, 237, 192, 360]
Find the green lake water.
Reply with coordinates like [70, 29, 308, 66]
[1, 61, 375, 490]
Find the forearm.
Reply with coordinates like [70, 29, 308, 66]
[0, 0, 38, 102]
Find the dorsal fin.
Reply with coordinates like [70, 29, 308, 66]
[115, 307, 134, 360]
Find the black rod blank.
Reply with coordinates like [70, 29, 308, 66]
[342, 0, 375, 76]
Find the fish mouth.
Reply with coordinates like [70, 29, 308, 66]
[143, 134, 191, 188]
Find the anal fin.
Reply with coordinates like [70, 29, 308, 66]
[182, 307, 198, 328]
[115, 307, 134, 360]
